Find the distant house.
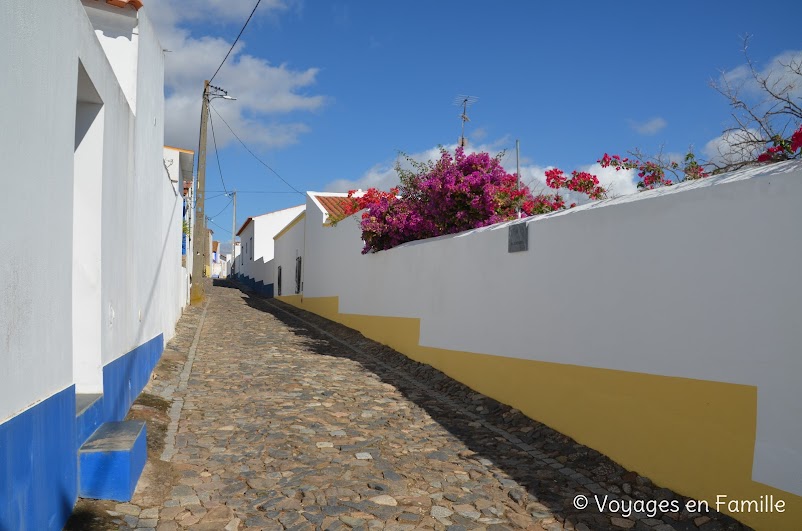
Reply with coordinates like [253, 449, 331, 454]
[211, 241, 223, 278]
[206, 229, 214, 277]
[273, 192, 356, 300]
[231, 241, 241, 276]
[233, 205, 305, 296]
[273, 209, 307, 297]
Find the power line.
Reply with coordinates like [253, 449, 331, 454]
[208, 197, 232, 220]
[206, 190, 299, 194]
[209, 0, 262, 83]
[210, 105, 305, 196]
[206, 192, 230, 201]
[208, 111, 228, 194]
[207, 217, 232, 236]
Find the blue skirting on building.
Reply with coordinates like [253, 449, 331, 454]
[0, 333, 165, 531]
[0, 386, 77, 531]
[233, 273, 274, 298]
[103, 334, 163, 422]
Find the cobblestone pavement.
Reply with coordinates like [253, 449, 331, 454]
[87, 280, 751, 531]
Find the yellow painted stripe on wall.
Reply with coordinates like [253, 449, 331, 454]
[276, 295, 801, 530]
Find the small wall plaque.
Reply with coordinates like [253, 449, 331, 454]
[508, 223, 528, 253]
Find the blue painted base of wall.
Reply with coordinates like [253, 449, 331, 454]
[0, 386, 77, 531]
[76, 395, 104, 451]
[233, 273, 274, 298]
[79, 421, 147, 502]
[103, 334, 163, 422]
[0, 333, 165, 530]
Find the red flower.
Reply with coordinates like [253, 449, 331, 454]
[792, 125, 802, 152]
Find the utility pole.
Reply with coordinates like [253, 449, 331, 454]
[231, 189, 237, 269]
[190, 81, 210, 305]
[190, 81, 235, 304]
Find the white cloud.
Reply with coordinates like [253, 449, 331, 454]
[702, 129, 763, 167]
[585, 163, 638, 197]
[520, 163, 637, 202]
[629, 117, 667, 136]
[146, 1, 324, 150]
[325, 146, 444, 193]
[719, 49, 802, 101]
[470, 127, 488, 142]
[150, 0, 292, 28]
[715, 49, 802, 142]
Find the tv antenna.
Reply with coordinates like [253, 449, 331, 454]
[453, 95, 478, 147]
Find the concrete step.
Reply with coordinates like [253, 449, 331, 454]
[78, 420, 147, 502]
[75, 393, 104, 449]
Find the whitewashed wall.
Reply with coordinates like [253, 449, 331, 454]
[295, 162, 802, 501]
[0, 0, 182, 420]
[237, 205, 304, 284]
[237, 221, 255, 279]
[274, 214, 307, 296]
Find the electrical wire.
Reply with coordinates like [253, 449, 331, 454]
[205, 190, 299, 194]
[205, 192, 230, 201]
[209, 0, 262, 83]
[208, 111, 228, 195]
[207, 217, 232, 236]
[210, 105, 305, 196]
[208, 197, 233, 220]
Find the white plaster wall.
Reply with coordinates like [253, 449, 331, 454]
[0, 1, 77, 421]
[238, 205, 304, 283]
[101, 5, 183, 358]
[238, 222, 256, 279]
[163, 147, 181, 184]
[254, 205, 306, 263]
[296, 162, 802, 497]
[83, 2, 139, 112]
[274, 217, 306, 296]
[0, 1, 182, 421]
[73, 97, 105, 393]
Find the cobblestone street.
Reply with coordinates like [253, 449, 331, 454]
[76, 281, 749, 531]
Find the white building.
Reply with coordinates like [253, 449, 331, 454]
[273, 192, 353, 298]
[234, 204, 305, 296]
[0, 1, 183, 528]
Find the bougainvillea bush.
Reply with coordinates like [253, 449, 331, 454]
[598, 151, 709, 190]
[332, 147, 607, 253]
[331, 120, 802, 254]
[597, 123, 802, 190]
[756, 124, 802, 163]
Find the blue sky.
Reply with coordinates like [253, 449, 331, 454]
[150, 1, 801, 247]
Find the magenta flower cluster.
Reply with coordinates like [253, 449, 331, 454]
[355, 148, 531, 253]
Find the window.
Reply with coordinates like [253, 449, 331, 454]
[277, 266, 282, 296]
[295, 256, 302, 294]
[250, 237, 253, 261]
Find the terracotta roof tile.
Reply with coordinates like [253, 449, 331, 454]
[104, 0, 143, 10]
[313, 195, 354, 220]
